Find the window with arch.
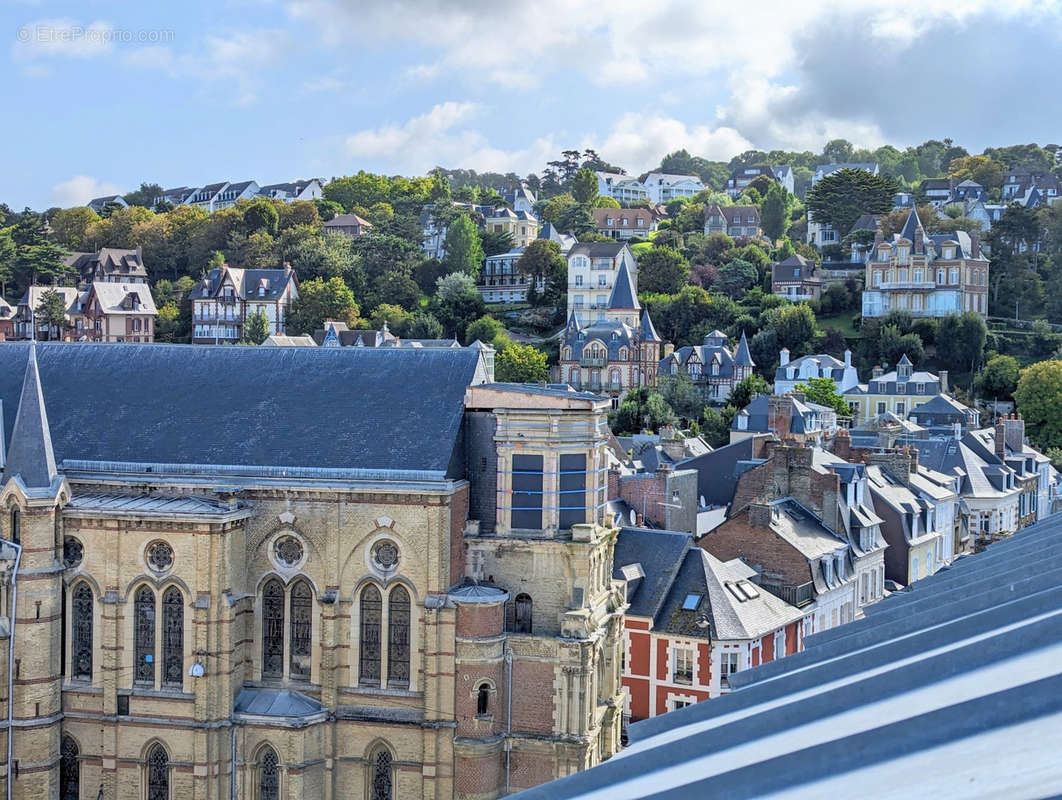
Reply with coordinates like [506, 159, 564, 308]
[60, 736, 79, 800]
[71, 582, 93, 681]
[477, 683, 491, 715]
[387, 585, 410, 687]
[262, 579, 285, 680]
[514, 593, 533, 634]
[370, 746, 393, 800]
[161, 587, 184, 688]
[134, 586, 156, 685]
[289, 580, 313, 680]
[259, 746, 279, 800]
[146, 743, 169, 800]
[9, 508, 19, 544]
[359, 585, 382, 685]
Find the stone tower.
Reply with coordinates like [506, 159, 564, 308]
[0, 342, 69, 799]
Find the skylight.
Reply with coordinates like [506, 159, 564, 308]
[682, 593, 702, 610]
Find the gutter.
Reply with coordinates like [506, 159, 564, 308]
[505, 643, 513, 795]
[6, 540, 21, 800]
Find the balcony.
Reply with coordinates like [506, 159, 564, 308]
[580, 356, 607, 368]
[878, 281, 937, 290]
[569, 381, 621, 393]
[193, 314, 243, 324]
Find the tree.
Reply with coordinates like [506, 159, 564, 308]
[495, 343, 549, 383]
[717, 258, 758, 298]
[760, 182, 787, 241]
[286, 276, 359, 334]
[432, 272, 485, 340]
[242, 198, 280, 236]
[555, 203, 596, 237]
[35, 288, 69, 340]
[638, 247, 690, 294]
[935, 312, 987, 374]
[11, 211, 71, 289]
[369, 303, 412, 336]
[464, 315, 507, 348]
[979, 355, 1020, 400]
[50, 207, 100, 250]
[480, 229, 515, 257]
[571, 168, 598, 205]
[659, 373, 704, 420]
[593, 196, 621, 209]
[773, 304, 818, 353]
[822, 138, 855, 163]
[729, 374, 771, 409]
[408, 311, 443, 339]
[947, 155, 1006, 192]
[516, 239, 566, 306]
[1015, 360, 1062, 449]
[610, 389, 676, 434]
[699, 405, 734, 448]
[805, 169, 899, 239]
[242, 310, 270, 344]
[123, 182, 164, 208]
[441, 214, 485, 278]
[878, 324, 924, 366]
[794, 377, 851, 417]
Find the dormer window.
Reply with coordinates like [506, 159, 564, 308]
[943, 247, 954, 259]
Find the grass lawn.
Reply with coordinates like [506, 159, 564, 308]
[817, 311, 861, 338]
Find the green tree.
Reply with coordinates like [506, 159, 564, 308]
[638, 246, 690, 294]
[760, 182, 787, 241]
[878, 325, 924, 366]
[610, 388, 676, 434]
[432, 272, 485, 340]
[11, 211, 71, 289]
[242, 309, 270, 344]
[794, 377, 851, 417]
[571, 168, 598, 205]
[50, 207, 100, 250]
[242, 198, 280, 236]
[699, 405, 735, 448]
[369, 303, 412, 336]
[408, 311, 444, 339]
[35, 288, 69, 340]
[464, 315, 507, 348]
[495, 342, 549, 383]
[516, 239, 566, 306]
[441, 213, 485, 278]
[555, 203, 596, 237]
[659, 373, 704, 420]
[935, 313, 987, 374]
[123, 182, 165, 208]
[729, 374, 771, 409]
[979, 354, 1020, 400]
[480, 229, 515, 257]
[717, 258, 758, 298]
[1015, 360, 1062, 449]
[286, 276, 359, 335]
[805, 168, 899, 239]
[773, 303, 818, 353]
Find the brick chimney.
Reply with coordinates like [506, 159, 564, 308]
[869, 448, 915, 485]
[994, 417, 1007, 459]
[767, 395, 792, 440]
[872, 364, 884, 379]
[913, 225, 925, 254]
[833, 427, 852, 461]
[1004, 414, 1025, 454]
[748, 501, 774, 528]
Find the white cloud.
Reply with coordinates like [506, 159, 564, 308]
[589, 113, 754, 174]
[303, 75, 344, 93]
[51, 175, 121, 207]
[12, 18, 113, 63]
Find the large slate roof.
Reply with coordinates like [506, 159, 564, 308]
[677, 436, 765, 508]
[513, 512, 1062, 799]
[0, 343, 482, 479]
[612, 527, 690, 619]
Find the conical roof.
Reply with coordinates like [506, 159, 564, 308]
[734, 330, 755, 366]
[607, 257, 640, 310]
[899, 207, 924, 247]
[3, 342, 58, 491]
[639, 309, 660, 342]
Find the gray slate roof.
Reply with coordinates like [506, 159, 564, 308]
[607, 258, 639, 310]
[677, 436, 766, 508]
[2, 343, 58, 491]
[0, 343, 482, 479]
[234, 688, 326, 718]
[612, 527, 690, 619]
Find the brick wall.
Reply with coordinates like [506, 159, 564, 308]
[455, 602, 504, 638]
[450, 483, 469, 585]
[699, 512, 811, 587]
[511, 660, 556, 735]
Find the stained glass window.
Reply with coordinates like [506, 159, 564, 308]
[370, 747, 393, 800]
[134, 586, 155, 685]
[260, 747, 279, 800]
[289, 580, 312, 680]
[359, 585, 382, 685]
[72, 583, 92, 681]
[146, 744, 169, 800]
[60, 736, 79, 800]
[262, 580, 284, 679]
[387, 586, 410, 686]
[162, 587, 183, 688]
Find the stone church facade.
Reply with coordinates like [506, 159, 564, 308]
[0, 342, 624, 800]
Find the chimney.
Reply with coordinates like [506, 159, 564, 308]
[874, 229, 884, 246]
[939, 370, 948, 393]
[767, 395, 792, 440]
[1004, 414, 1025, 453]
[869, 448, 914, 485]
[663, 342, 675, 357]
[913, 225, 925, 254]
[872, 365, 884, 379]
[844, 349, 852, 367]
[748, 501, 774, 528]
[833, 427, 852, 462]
[994, 418, 1007, 459]
[780, 347, 791, 366]
[970, 229, 981, 259]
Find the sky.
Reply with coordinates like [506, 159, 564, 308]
[3, 0, 1062, 210]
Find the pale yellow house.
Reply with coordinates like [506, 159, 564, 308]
[485, 207, 539, 247]
[844, 355, 947, 424]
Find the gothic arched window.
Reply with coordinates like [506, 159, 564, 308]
[370, 746, 393, 800]
[161, 587, 183, 688]
[60, 736, 79, 800]
[387, 586, 410, 687]
[134, 586, 156, 685]
[289, 580, 312, 681]
[262, 580, 285, 679]
[259, 746, 279, 800]
[9, 508, 19, 544]
[146, 744, 169, 800]
[71, 583, 93, 681]
[359, 585, 382, 685]
[514, 593, 533, 634]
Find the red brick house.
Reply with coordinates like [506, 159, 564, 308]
[613, 528, 806, 722]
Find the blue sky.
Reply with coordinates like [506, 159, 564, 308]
[4, 0, 1062, 209]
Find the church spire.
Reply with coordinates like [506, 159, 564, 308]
[3, 342, 58, 493]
